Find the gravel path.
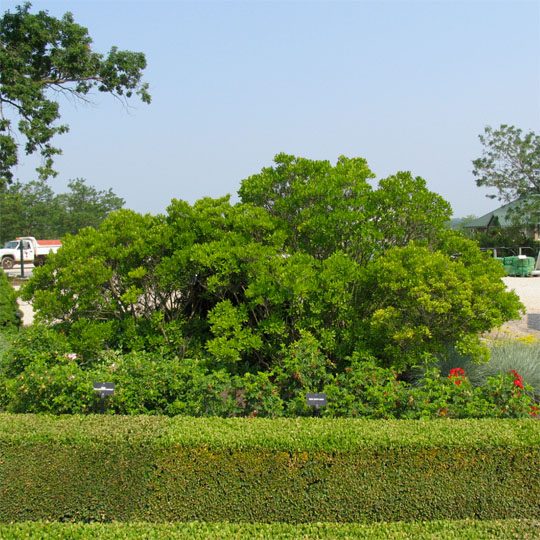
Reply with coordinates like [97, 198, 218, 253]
[13, 285, 34, 326]
[497, 277, 540, 338]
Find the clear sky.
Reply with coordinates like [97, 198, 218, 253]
[4, 0, 540, 218]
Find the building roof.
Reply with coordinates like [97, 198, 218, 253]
[464, 196, 540, 229]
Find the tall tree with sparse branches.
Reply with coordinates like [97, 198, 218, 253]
[0, 2, 151, 188]
[473, 124, 540, 202]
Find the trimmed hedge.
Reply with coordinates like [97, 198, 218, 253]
[0, 520, 539, 539]
[0, 415, 539, 523]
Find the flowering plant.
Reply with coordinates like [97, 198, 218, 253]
[448, 367, 466, 386]
[480, 369, 536, 418]
[509, 369, 524, 389]
[402, 366, 538, 419]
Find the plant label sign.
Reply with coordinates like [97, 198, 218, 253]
[306, 393, 327, 408]
[93, 382, 115, 398]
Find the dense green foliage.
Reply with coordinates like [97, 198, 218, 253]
[0, 3, 150, 187]
[0, 178, 124, 242]
[1, 337, 536, 417]
[239, 155, 452, 262]
[1, 415, 539, 523]
[0, 270, 20, 328]
[22, 156, 521, 366]
[1, 520, 539, 539]
[10, 154, 528, 417]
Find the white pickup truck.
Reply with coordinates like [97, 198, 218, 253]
[0, 236, 62, 269]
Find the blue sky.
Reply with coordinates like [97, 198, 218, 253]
[4, 0, 540, 218]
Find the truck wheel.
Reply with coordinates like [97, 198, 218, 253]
[34, 256, 45, 267]
[1, 257, 15, 270]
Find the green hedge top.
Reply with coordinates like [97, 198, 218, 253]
[1, 520, 540, 540]
[1, 414, 539, 451]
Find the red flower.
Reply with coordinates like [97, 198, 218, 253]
[449, 367, 465, 378]
[448, 367, 465, 386]
[509, 369, 524, 389]
[530, 405, 540, 417]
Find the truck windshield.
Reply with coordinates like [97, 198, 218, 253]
[4, 241, 19, 249]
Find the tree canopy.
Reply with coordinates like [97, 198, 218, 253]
[0, 3, 150, 188]
[0, 178, 124, 242]
[238, 154, 452, 263]
[473, 124, 540, 202]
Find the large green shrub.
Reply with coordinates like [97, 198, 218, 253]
[0, 415, 539, 523]
[22, 156, 522, 378]
[11, 156, 527, 420]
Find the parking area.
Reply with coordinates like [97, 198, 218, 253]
[4, 264, 34, 279]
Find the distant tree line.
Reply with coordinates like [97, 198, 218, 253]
[0, 179, 124, 243]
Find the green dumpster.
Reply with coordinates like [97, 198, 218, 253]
[500, 256, 535, 277]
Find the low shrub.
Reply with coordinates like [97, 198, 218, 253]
[437, 340, 540, 397]
[0, 327, 16, 361]
[479, 341, 540, 396]
[1, 324, 537, 418]
[4, 357, 96, 414]
[1, 336, 538, 418]
[0, 415, 539, 523]
[323, 354, 405, 418]
[1, 324, 71, 378]
[403, 366, 538, 419]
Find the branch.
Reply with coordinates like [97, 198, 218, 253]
[39, 75, 105, 86]
[0, 95, 34, 124]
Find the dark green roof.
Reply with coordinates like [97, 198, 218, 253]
[464, 196, 540, 229]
